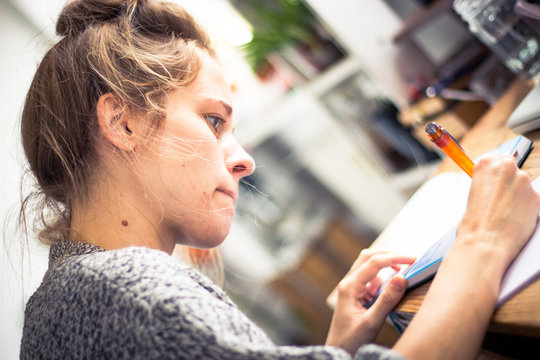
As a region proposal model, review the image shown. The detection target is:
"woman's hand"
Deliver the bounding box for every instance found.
[394,155,540,360]
[325,249,415,355]
[457,155,540,267]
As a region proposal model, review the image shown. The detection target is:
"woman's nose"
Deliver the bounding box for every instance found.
[225,139,255,179]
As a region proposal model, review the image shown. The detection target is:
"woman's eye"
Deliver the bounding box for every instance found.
[203,114,225,134]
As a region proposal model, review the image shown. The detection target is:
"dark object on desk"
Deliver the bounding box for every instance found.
[421,40,487,100]
[514,0,540,34]
[411,0,438,6]
[368,101,439,170]
[483,332,540,359]
[424,55,485,99]
[507,81,540,134]
[470,55,517,105]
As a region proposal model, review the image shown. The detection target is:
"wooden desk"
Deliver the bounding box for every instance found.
[372,77,540,347]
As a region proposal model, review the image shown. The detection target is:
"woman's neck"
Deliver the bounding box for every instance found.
[70,183,176,254]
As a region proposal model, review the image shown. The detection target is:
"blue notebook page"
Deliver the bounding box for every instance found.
[402,225,457,289]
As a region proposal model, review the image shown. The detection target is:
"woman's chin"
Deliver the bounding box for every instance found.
[199,223,232,249]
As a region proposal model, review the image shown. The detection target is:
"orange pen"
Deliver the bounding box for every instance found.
[425,122,474,177]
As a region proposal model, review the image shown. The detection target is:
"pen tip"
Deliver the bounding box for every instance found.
[425,122,440,135]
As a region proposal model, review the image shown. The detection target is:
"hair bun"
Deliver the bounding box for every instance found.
[56,0,132,37]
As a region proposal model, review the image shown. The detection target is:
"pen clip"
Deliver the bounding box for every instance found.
[443,128,465,152]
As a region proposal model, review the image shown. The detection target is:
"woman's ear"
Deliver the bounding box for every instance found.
[96,93,139,151]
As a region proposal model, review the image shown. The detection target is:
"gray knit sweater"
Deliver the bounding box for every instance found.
[20,241,405,360]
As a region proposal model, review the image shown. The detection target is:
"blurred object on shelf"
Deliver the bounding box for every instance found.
[400,96,451,127]
[470,55,518,105]
[255,53,303,91]
[399,33,493,149]
[404,40,488,104]
[399,93,488,151]
[392,0,471,70]
[453,0,540,80]
[515,0,540,33]
[423,41,487,98]
[235,134,354,266]
[367,101,440,170]
[320,70,439,173]
[405,73,429,104]
[393,0,455,44]
[435,40,487,79]
[384,0,423,20]
[430,88,484,101]
[234,0,345,81]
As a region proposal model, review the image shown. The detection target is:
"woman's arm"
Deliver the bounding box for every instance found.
[394,156,540,359]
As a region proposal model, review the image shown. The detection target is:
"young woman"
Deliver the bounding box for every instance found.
[19,0,540,359]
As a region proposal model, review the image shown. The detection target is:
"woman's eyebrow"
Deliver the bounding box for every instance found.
[204,98,233,117]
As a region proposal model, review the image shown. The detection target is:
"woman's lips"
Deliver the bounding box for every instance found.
[217,188,237,202]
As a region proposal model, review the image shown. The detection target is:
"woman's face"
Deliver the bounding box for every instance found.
[138,51,254,249]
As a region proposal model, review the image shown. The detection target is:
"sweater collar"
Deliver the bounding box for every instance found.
[49,240,104,268]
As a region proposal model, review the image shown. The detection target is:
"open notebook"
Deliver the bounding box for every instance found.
[400,135,535,301]
[388,169,540,332]
[346,136,536,315]
[402,175,540,307]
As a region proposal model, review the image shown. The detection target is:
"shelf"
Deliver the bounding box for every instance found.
[393,0,454,44]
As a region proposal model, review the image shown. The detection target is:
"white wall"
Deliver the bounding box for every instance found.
[0,2,53,358]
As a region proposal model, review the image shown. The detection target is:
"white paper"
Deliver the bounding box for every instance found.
[373,171,540,307]
[497,178,540,306]
[371,172,471,283]
[377,173,540,306]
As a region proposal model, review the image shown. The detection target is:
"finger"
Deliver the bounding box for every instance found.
[362,293,375,306]
[391,264,402,272]
[348,249,390,274]
[366,276,383,298]
[352,253,415,285]
[368,275,407,324]
[365,262,412,298]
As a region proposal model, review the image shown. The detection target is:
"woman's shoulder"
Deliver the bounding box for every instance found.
[23,244,237,345]
[49,244,225,300]
[64,245,191,278]
[21,243,270,359]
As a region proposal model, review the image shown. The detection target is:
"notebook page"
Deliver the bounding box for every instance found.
[498,177,540,306]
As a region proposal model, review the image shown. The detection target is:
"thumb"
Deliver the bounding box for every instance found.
[369,275,407,321]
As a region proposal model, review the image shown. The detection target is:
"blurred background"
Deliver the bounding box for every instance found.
[1,0,527,357]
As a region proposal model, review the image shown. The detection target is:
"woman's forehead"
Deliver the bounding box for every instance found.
[186,53,233,107]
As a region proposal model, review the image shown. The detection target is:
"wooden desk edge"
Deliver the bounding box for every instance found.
[394,279,540,338]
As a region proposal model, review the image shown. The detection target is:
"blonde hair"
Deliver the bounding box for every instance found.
[20,0,219,273]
